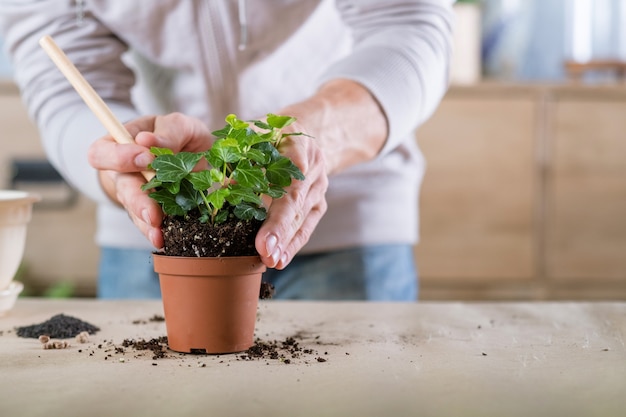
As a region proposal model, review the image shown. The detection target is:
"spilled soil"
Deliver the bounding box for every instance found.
[14,313,333,366]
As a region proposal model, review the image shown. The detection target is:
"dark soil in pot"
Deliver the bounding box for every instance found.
[161,209,262,257]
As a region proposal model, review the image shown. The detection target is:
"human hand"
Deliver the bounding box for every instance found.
[254,117,329,269]
[87,113,214,249]
[254,79,387,269]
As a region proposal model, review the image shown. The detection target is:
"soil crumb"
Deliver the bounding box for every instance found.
[16,314,99,339]
[132,315,165,325]
[259,282,275,299]
[240,335,326,364]
[122,337,169,360]
[104,334,328,365]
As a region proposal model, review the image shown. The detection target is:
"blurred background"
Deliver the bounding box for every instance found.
[1,0,625,300]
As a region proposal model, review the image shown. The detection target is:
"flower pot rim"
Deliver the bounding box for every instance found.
[0,190,41,206]
[152,253,266,276]
[152,253,262,260]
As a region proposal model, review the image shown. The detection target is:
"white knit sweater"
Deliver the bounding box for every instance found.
[0,0,453,252]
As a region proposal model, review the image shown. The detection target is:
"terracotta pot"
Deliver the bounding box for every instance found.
[153,254,265,354]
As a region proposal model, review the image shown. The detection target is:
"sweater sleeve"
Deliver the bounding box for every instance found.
[322,0,454,154]
[0,0,140,204]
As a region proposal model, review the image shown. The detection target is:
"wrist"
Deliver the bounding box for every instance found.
[281,79,388,175]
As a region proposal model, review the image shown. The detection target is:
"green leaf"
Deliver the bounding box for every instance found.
[188,170,214,191]
[232,159,268,190]
[149,189,187,216]
[207,188,230,212]
[266,157,304,186]
[151,152,203,182]
[174,181,202,212]
[240,129,268,148]
[150,147,174,156]
[266,185,287,199]
[253,142,281,161]
[227,184,263,207]
[244,148,270,164]
[214,210,229,224]
[282,131,313,139]
[164,181,180,195]
[210,168,225,183]
[141,177,162,191]
[234,202,267,221]
[211,126,231,138]
[175,193,197,212]
[229,126,251,144]
[208,138,242,167]
[225,113,249,130]
[252,120,271,130]
[198,204,210,217]
[267,114,296,129]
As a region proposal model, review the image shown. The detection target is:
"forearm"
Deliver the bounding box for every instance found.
[323,0,454,152]
[280,79,387,175]
[42,104,138,206]
[0,1,138,205]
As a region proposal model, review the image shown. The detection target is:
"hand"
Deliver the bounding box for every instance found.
[87,113,214,248]
[254,79,387,269]
[255,118,329,269]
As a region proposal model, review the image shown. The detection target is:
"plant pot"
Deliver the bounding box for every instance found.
[152,254,265,354]
[0,190,40,291]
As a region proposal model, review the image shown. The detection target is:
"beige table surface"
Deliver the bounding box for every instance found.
[0,299,625,417]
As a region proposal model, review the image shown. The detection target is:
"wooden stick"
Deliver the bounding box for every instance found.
[39,35,154,181]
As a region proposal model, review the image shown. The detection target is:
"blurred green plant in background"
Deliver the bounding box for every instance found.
[15,262,76,298]
[42,281,76,298]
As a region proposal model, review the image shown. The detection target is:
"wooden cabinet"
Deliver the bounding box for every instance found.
[415,84,626,300]
[416,88,537,281]
[547,91,626,285]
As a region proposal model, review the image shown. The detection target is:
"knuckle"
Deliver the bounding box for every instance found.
[317,199,328,216]
[318,174,329,191]
[286,183,307,206]
[288,226,313,255]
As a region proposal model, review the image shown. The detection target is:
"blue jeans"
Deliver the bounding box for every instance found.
[98,245,418,301]
[98,248,161,299]
[263,245,418,301]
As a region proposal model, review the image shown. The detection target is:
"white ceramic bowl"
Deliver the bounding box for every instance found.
[0,190,40,291]
[0,281,24,316]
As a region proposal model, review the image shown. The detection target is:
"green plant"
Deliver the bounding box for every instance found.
[43,281,76,298]
[142,113,306,225]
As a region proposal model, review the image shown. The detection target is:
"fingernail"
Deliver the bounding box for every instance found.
[271,248,281,266]
[266,234,277,255]
[135,152,153,168]
[142,209,151,225]
[148,228,159,247]
[280,253,289,267]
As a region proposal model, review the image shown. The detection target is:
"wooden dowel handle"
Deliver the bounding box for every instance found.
[39,35,154,181]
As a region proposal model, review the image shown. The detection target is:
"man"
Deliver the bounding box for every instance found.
[0,0,454,300]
